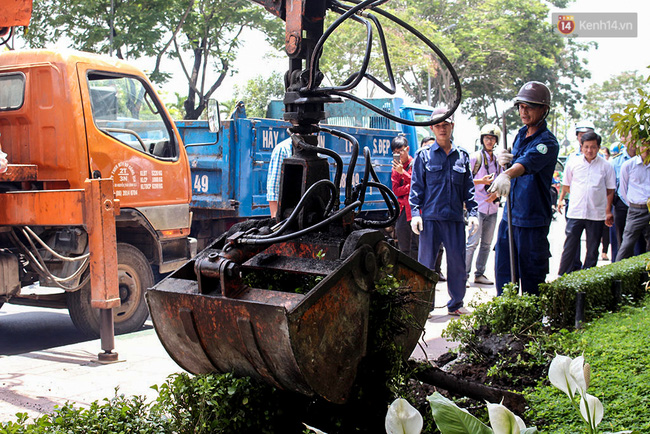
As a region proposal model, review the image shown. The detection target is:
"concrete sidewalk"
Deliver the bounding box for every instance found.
[0,324,180,422]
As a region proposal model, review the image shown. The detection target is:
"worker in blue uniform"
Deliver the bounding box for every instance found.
[409,107,479,315]
[488,81,559,295]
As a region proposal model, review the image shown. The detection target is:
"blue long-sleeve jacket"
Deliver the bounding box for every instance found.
[409,141,477,222]
[506,120,559,227]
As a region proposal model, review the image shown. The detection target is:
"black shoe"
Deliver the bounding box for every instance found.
[437,272,446,282]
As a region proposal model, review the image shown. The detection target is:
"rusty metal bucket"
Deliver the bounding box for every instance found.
[146,229,435,404]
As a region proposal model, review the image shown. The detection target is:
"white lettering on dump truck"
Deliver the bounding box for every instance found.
[111,162,139,197]
[372,138,391,156]
[262,130,280,149]
[193,174,209,193]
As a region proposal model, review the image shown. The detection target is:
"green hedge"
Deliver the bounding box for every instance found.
[539,252,650,329]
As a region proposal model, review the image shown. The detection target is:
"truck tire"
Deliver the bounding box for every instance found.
[67,243,153,338]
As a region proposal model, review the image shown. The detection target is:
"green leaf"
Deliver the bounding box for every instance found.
[427,392,493,434]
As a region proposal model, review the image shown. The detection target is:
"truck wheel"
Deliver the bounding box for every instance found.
[67,243,153,338]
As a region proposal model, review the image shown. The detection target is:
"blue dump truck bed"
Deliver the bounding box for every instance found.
[175,98,433,244]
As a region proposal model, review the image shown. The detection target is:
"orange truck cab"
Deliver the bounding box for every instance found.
[0,50,195,336]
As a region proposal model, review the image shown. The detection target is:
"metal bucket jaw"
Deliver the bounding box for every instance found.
[146,229,435,403]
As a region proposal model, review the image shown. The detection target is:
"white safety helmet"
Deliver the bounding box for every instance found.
[480,124,502,144]
[575,120,595,134]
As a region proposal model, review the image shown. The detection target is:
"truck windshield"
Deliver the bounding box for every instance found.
[88,73,177,160]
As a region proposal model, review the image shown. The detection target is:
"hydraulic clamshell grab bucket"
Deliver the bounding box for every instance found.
[146,229,435,404]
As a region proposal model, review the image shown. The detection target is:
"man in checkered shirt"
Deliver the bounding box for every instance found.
[266,138,292,218]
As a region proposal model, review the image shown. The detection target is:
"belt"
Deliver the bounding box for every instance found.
[629,203,648,209]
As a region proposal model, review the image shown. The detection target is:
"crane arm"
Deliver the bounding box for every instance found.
[0,0,32,39]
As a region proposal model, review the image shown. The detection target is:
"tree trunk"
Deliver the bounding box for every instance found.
[408,360,527,414]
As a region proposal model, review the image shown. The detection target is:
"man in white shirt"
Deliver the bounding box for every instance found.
[614,145,650,261]
[557,132,616,275]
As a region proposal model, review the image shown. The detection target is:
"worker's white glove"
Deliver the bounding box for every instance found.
[467,216,479,236]
[410,216,423,235]
[488,173,512,197]
[0,151,7,174]
[496,149,514,168]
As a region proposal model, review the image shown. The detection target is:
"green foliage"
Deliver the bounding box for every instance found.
[231,72,285,118]
[526,299,650,433]
[160,91,188,120]
[0,392,168,433]
[582,70,649,145]
[610,67,650,162]
[24,0,284,119]
[443,286,543,348]
[428,392,492,434]
[317,0,592,128]
[0,374,289,434]
[240,267,324,294]
[539,253,650,329]
[150,372,281,433]
[441,286,551,387]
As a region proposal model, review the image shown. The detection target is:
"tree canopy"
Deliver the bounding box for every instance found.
[225,72,285,119]
[316,0,592,131]
[21,0,594,128]
[582,70,649,145]
[24,0,283,119]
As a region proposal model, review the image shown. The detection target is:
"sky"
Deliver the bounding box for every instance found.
[548,0,649,85]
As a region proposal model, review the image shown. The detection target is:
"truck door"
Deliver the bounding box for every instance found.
[76,65,192,220]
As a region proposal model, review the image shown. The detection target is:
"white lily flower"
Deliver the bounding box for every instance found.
[569,356,588,394]
[549,354,591,399]
[549,355,578,399]
[583,362,591,389]
[385,398,423,434]
[514,415,527,431]
[487,402,525,434]
[303,423,328,434]
[580,393,604,429]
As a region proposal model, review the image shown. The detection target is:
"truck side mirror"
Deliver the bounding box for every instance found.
[208,99,221,134]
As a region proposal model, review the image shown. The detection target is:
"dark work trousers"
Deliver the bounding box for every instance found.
[394,209,419,260]
[558,218,604,276]
[600,221,610,257]
[434,245,444,276]
[613,196,629,249]
[418,220,466,312]
[564,199,582,271]
[612,197,646,261]
[615,205,650,261]
[495,221,550,296]
[609,223,618,259]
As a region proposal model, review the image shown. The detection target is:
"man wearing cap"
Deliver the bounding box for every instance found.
[575,120,595,145]
[409,107,479,315]
[488,81,559,295]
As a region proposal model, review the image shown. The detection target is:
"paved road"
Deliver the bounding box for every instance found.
[1,210,613,422]
[0,304,94,356]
